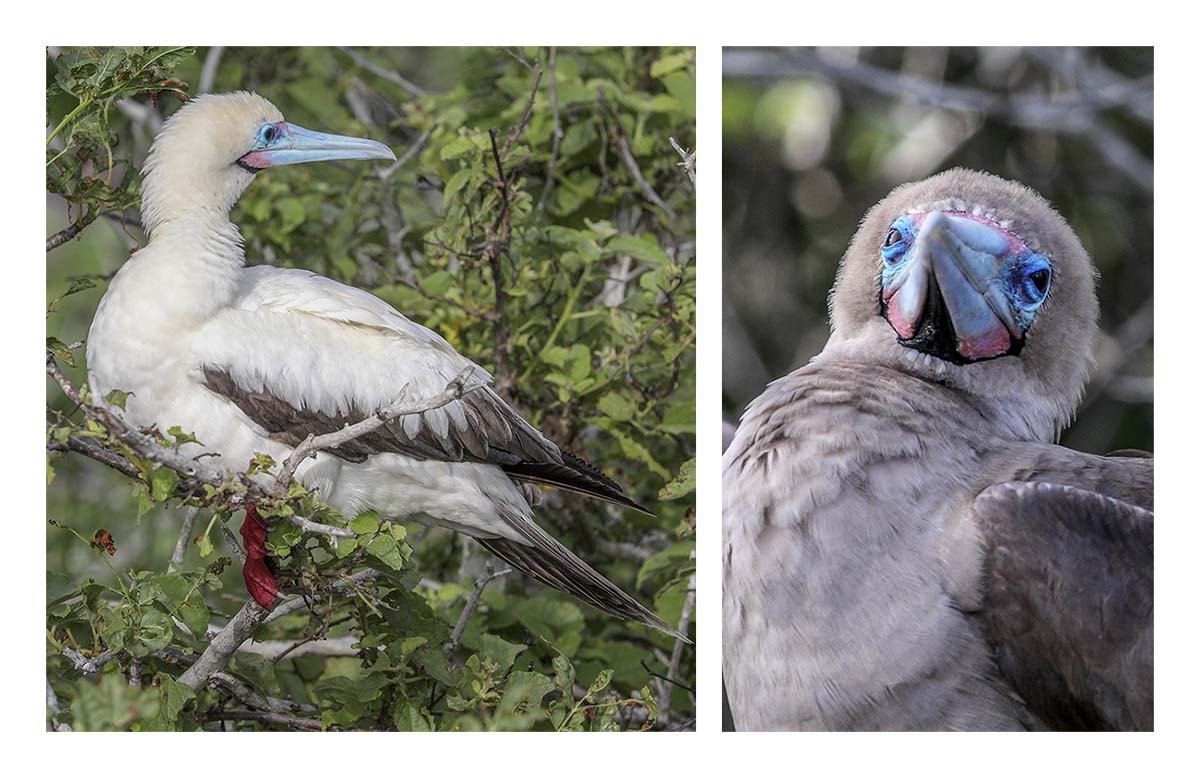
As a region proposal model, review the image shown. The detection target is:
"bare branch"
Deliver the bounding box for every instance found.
[669,137,696,186]
[178,600,271,691]
[274,366,485,487]
[199,709,322,731]
[337,47,426,96]
[61,647,120,677]
[446,564,511,654]
[263,569,379,623]
[169,506,201,572]
[47,213,98,252]
[536,47,562,212]
[723,47,1152,193]
[657,569,696,722]
[210,671,315,714]
[598,88,676,219]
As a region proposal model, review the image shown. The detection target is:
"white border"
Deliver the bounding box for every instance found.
[5,2,1195,774]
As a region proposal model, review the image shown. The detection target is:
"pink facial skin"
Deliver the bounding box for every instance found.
[886,210,1036,361]
[958,327,1013,360]
[238,150,273,169]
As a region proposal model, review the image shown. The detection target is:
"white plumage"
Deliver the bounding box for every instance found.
[86,92,675,636]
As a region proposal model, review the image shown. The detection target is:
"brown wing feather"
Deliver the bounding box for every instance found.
[202,367,649,512]
[974,453,1153,731]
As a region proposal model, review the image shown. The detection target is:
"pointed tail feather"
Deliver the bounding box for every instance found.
[475,529,690,643]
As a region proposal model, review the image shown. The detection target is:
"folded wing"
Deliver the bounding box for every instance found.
[972,451,1153,730]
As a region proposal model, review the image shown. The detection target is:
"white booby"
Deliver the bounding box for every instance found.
[723,169,1152,730]
[86,92,677,638]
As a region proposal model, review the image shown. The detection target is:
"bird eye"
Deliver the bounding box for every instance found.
[1016,258,1052,307]
[881,220,911,265]
[1028,268,1050,295]
[258,124,280,145]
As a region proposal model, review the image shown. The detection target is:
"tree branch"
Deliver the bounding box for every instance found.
[274,365,486,488]
[169,506,201,572]
[198,709,322,731]
[446,564,511,654]
[535,47,562,212]
[337,47,426,96]
[178,599,270,691]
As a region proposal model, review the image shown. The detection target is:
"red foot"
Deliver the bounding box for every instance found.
[240,505,279,609]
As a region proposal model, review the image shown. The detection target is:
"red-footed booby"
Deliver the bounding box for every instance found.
[86,92,681,639]
[723,169,1152,730]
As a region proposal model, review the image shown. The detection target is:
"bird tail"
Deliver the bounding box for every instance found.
[475,524,691,643]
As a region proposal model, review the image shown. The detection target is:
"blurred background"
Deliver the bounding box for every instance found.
[723,46,1153,454]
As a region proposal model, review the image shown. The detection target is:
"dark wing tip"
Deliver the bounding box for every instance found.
[476,532,685,640]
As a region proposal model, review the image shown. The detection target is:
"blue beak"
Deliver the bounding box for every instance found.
[241,123,396,169]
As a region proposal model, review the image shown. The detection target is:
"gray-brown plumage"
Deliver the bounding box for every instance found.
[723,169,1152,731]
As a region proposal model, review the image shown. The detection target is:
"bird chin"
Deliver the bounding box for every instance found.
[883,285,1024,366]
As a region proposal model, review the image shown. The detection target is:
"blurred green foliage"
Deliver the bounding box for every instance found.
[47,46,695,731]
[722,46,1152,454]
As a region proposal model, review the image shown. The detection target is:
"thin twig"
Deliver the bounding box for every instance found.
[446,564,512,654]
[198,709,322,731]
[210,671,316,714]
[221,526,246,564]
[61,647,120,676]
[658,571,696,719]
[536,47,562,212]
[169,506,201,572]
[337,47,426,96]
[274,366,485,488]
[47,214,98,252]
[669,137,696,186]
[598,88,676,219]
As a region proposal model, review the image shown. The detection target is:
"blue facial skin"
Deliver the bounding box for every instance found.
[879,215,917,291]
[251,123,284,150]
[879,213,1052,335]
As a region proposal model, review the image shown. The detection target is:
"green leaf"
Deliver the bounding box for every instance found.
[597,392,636,422]
[443,168,474,203]
[585,668,614,701]
[365,533,407,571]
[105,389,131,410]
[148,467,178,503]
[606,234,670,266]
[350,511,381,534]
[477,634,526,673]
[440,135,477,161]
[46,337,76,367]
[658,458,695,501]
[650,53,692,78]
[154,674,195,730]
[636,540,695,591]
[137,608,173,652]
[499,671,557,716]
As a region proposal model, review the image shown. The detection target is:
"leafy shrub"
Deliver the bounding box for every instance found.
[46,46,695,731]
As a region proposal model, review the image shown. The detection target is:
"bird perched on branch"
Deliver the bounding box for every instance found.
[86,91,682,640]
[723,169,1152,730]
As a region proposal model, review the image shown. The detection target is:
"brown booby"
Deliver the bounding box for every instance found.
[723,168,1152,730]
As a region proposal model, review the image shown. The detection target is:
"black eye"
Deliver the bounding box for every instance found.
[1028,268,1050,295]
[884,228,903,247]
[263,126,278,142]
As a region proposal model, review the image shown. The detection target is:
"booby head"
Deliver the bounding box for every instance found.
[879,208,1052,364]
[826,169,1100,439]
[140,91,395,233]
